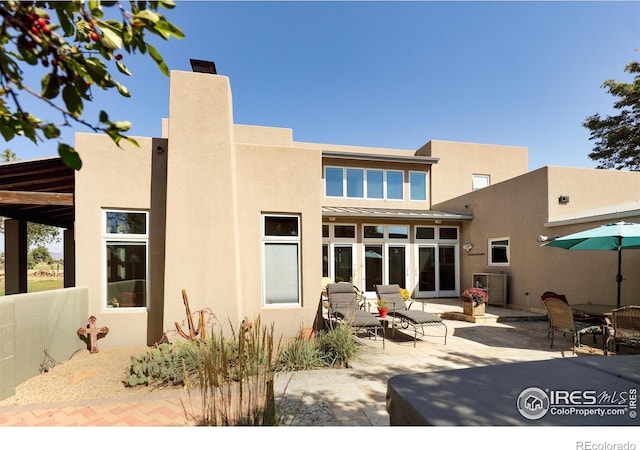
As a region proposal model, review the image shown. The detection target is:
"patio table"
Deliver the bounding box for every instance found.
[386,355,640,426]
[571,303,614,317]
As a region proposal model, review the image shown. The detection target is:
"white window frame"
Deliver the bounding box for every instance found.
[385,170,404,201]
[473,174,490,191]
[324,165,407,200]
[325,166,345,198]
[322,223,357,284]
[409,171,428,201]
[262,214,302,307]
[362,224,410,295]
[102,209,149,310]
[489,237,510,266]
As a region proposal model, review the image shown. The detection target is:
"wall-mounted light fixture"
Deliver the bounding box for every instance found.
[537,235,560,243]
[463,243,473,252]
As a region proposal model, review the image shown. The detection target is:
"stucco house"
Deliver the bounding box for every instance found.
[3,67,640,348]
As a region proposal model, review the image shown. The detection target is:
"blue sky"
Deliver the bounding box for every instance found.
[10,0,640,173]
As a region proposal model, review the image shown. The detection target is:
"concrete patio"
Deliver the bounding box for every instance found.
[275,298,619,426]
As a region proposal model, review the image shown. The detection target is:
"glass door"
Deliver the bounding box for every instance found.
[387,245,407,289]
[438,245,458,297]
[334,245,354,283]
[416,245,436,297]
[415,244,458,297]
[364,244,383,292]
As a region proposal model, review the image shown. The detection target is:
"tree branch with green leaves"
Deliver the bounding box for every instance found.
[0,0,184,170]
[583,61,640,171]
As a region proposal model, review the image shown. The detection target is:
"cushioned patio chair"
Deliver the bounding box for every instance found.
[374,284,447,347]
[605,305,640,355]
[326,282,385,348]
[542,297,604,354]
[540,291,603,342]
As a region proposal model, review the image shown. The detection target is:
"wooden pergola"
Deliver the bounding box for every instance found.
[0,157,75,294]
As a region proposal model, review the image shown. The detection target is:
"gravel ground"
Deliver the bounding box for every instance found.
[0,346,184,406]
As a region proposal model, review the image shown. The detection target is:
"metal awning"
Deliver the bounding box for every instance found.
[322,206,473,221]
[322,151,439,165]
[0,157,74,229]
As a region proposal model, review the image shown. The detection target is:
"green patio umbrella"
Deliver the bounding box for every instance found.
[542,221,640,308]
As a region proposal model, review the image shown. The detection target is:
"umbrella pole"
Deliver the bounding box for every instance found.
[617,247,622,309]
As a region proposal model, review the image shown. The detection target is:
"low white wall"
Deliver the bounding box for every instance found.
[0,287,89,401]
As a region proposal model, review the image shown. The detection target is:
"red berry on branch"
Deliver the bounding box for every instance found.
[42,25,50,34]
[31,25,39,34]
[90,32,99,42]
[37,18,47,27]
[115,54,123,61]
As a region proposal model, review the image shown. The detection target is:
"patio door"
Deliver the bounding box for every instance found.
[333,244,354,283]
[415,244,458,297]
[363,244,408,294]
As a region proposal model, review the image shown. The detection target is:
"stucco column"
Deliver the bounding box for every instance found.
[5,219,27,294]
[63,228,75,288]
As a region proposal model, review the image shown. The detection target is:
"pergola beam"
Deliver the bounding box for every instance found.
[0,190,73,206]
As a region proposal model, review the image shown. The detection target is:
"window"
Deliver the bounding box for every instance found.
[366,170,384,199]
[473,174,490,191]
[104,210,148,309]
[439,227,458,240]
[323,223,356,283]
[325,167,343,197]
[323,166,412,200]
[409,172,427,201]
[346,168,364,198]
[416,227,435,240]
[263,214,301,306]
[489,238,510,265]
[386,171,404,200]
[334,225,356,238]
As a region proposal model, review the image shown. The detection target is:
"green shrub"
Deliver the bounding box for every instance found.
[279,336,327,371]
[317,323,361,368]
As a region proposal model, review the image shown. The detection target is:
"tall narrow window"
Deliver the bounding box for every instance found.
[387,171,404,200]
[325,167,343,197]
[366,169,384,199]
[409,172,427,201]
[346,168,364,198]
[263,215,301,306]
[104,210,148,308]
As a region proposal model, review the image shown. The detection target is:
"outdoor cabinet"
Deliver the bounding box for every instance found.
[472,273,507,307]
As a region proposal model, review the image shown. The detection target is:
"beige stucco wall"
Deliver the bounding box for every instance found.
[435,166,640,312]
[419,140,528,204]
[74,133,152,347]
[546,166,640,222]
[235,143,323,334]
[162,71,322,339]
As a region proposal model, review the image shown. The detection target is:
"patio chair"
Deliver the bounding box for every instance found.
[374,284,447,347]
[605,305,640,355]
[540,291,603,341]
[542,297,604,354]
[326,282,385,349]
